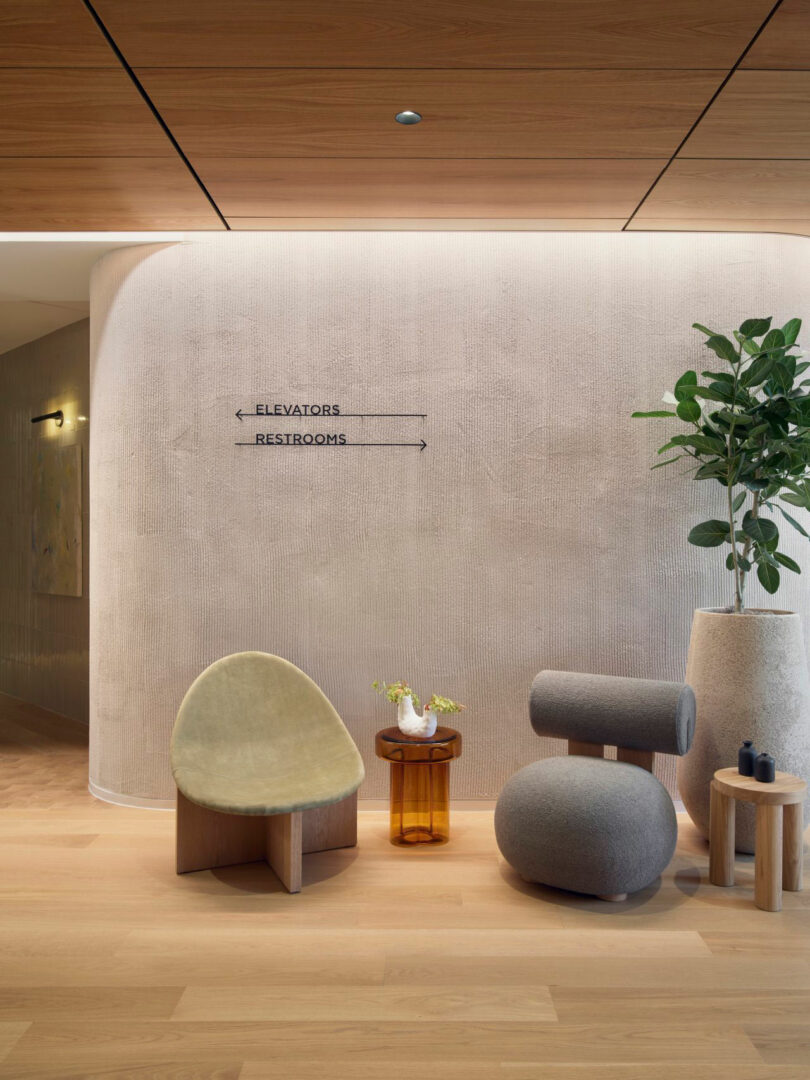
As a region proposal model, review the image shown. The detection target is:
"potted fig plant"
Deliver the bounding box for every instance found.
[633,317,810,850]
[373,679,464,738]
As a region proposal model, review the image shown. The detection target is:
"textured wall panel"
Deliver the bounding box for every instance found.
[0,318,90,722]
[88,233,810,803]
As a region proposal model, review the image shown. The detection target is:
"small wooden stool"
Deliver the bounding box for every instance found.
[709,767,806,911]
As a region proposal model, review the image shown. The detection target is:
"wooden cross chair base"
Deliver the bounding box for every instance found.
[709,767,806,912]
[175,790,358,893]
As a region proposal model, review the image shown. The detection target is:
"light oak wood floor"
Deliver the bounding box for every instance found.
[1,693,809,1079]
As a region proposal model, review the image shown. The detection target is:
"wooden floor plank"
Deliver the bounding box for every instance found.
[1,1021,761,1068]
[172,984,556,1022]
[0,988,183,1021]
[239,1066,810,1080]
[745,1024,810,1066]
[551,987,810,1023]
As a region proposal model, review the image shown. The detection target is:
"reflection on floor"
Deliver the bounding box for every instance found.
[0,693,809,1079]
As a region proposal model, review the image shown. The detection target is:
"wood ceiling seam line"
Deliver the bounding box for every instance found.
[621,0,787,230]
[79,0,230,229]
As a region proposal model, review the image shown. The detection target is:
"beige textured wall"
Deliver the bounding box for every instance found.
[0,318,89,721]
[89,233,810,805]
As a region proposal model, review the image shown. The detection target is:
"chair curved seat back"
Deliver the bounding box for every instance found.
[171,652,365,816]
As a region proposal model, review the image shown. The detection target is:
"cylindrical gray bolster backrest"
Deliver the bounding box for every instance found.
[529,670,696,756]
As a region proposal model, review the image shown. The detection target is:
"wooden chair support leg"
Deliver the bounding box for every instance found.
[176,789,359,894]
[709,780,735,887]
[783,802,804,893]
[266,812,303,894]
[176,790,265,874]
[302,791,358,853]
[616,747,655,773]
[568,739,603,758]
[755,803,783,912]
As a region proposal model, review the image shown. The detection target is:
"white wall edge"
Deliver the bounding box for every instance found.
[88,779,175,810]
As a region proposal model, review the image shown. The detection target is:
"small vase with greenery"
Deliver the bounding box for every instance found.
[373,679,465,738]
[633,316,809,612]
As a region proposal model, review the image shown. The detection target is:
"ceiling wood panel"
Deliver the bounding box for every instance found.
[626,218,810,236]
[0,2,112,66]
[228,218,627,231]
[0,70,176,157]
[137,69,724,159]
[196,159,664,219]
[741,0,810,68]
[0,159,224,230]
[680,71,810,157]
[93,0,776,69]
[633,160,810,221]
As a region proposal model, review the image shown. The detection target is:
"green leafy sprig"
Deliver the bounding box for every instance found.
[372,680,420,709]
[372,682,465,714]
[425,694,466,715]
[633,317,810,611]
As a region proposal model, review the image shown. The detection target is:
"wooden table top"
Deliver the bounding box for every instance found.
[713,766,807,805]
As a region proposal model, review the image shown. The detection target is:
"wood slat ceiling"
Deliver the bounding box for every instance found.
[0,0,808,234]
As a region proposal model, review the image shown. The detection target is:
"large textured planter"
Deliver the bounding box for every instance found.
[678,608,810,853]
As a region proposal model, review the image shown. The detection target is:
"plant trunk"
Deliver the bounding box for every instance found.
[726,482,744,613]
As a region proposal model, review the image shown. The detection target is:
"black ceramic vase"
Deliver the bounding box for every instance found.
[754,752,776,783]
[738,740,757,776]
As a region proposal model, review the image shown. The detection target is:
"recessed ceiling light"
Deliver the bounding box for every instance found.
[395,110,422,125]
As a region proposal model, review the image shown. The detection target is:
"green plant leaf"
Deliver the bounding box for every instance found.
[778,506,810,538]
[783,317,801,346]
[741,353,776,387]
[742,512,778,544]
[732,490,747,512]
[695,461,728,480]
[632,410,677,418]
[771,362,795,394]
[677,399,701,422]
[717,410,755,425]
[685,434,727,454]
[702,371,734,383]
[705,335,738,363]
[688,520,731,547]
[693,323,719,337]
[775,552,801,573]
[651,456,684,469]
[674,371,698,402]
[740,318,772,338]
[726,551,753,572]
[695,385,734,403]
[757,560,780,593]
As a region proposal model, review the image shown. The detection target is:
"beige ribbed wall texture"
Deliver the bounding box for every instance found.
[0,318,89,722]
[89,233,810,805]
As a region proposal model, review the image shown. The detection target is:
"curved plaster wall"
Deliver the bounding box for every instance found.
[89,232,810,805]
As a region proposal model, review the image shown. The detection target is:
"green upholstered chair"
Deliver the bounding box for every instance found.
[170,652,365,892]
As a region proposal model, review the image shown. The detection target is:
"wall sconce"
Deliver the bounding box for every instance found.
[31,410,64,428]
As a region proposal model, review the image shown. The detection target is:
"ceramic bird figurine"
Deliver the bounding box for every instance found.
[397,694,438,738]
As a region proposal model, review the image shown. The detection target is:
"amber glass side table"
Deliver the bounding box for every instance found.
[375,726,462,845]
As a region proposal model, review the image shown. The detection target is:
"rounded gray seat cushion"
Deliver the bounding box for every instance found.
[494,757,677,897]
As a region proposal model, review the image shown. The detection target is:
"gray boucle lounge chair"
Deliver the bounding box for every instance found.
[495,670,696,901]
